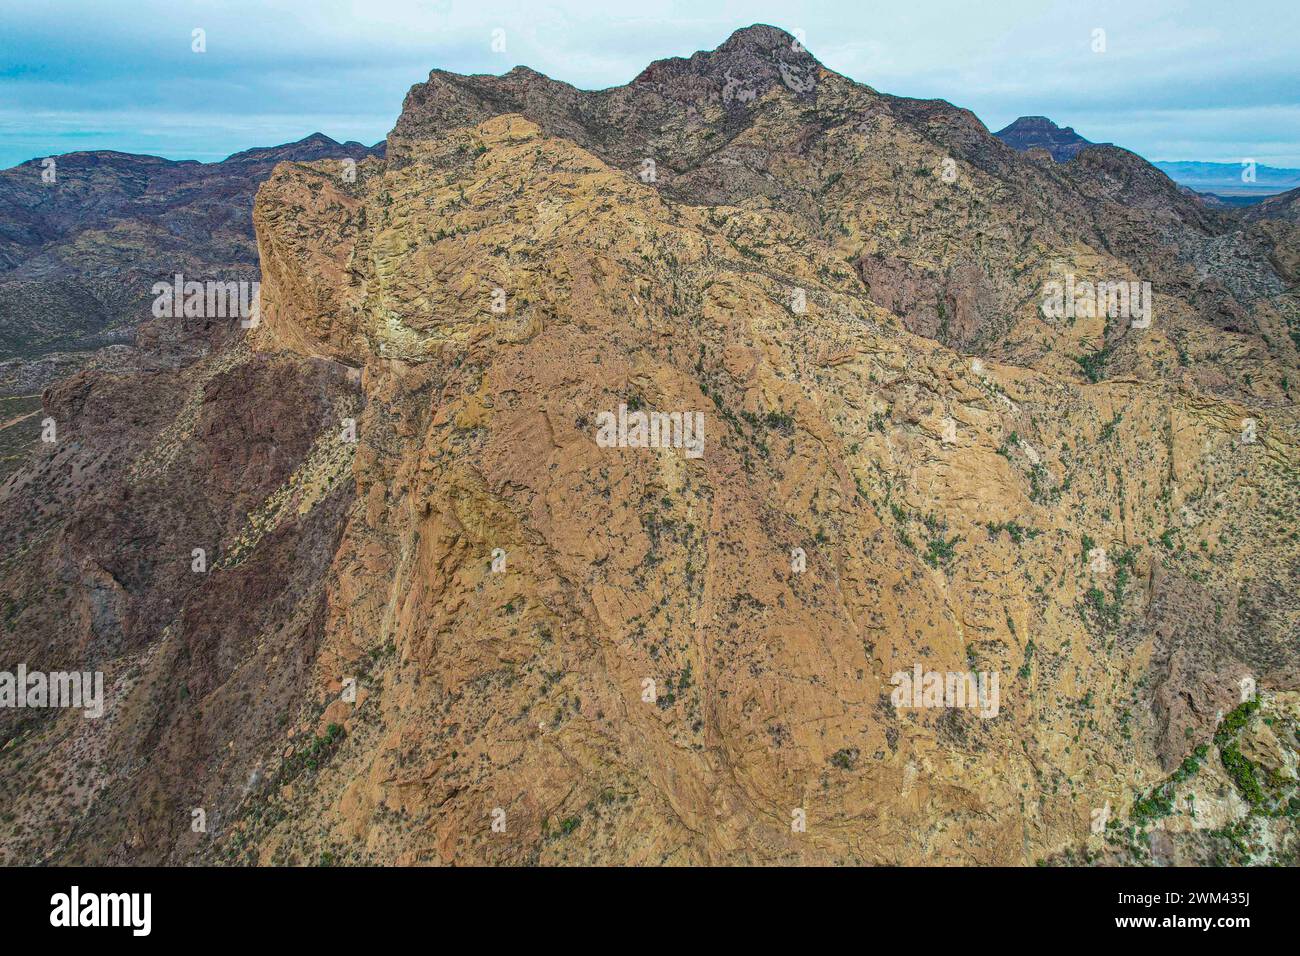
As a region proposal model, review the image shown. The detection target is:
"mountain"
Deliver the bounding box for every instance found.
[993,116,1102,161]
[1153,160,1300,199]
[1248,184,1300,222]
[993,119,1300,202]
[0,133,383,397]
[1243,185,1300,282]
[0,25,1297,866]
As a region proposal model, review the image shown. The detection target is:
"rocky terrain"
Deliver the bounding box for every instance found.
[995,119,1299,208]
[994,115,1103,162]
[0,133,381,480]
[0,133,381,393]
[0,25,1296,866]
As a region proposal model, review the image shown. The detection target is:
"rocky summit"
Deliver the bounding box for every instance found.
[0,24,1297,866]
[994,115,1102,162]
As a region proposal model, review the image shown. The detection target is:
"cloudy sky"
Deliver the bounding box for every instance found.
[2,0,1298,169]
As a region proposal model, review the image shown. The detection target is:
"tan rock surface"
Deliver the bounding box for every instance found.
[1,25,1296,866]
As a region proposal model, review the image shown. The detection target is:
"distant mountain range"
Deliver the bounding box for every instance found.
[0,132,381,394]
[1150,160,1300,199]
[994,116,1300,202]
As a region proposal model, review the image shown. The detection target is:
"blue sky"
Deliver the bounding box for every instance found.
[2,0,1298,169]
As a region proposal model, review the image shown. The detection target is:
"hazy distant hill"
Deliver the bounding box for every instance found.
[1152,160,1300,198]
[993,116,1300,202]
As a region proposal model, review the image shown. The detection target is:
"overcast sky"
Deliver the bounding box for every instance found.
[2,0,1298,169]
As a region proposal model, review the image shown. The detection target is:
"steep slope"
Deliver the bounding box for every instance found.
[1248,185,1300,223]
[236,111,1299,864]
[1242,186,1300,289]
[0,26,1296,866]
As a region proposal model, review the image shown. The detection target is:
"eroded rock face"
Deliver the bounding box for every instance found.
[1,25,1297,866]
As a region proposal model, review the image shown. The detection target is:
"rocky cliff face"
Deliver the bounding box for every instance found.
[0,134,382,484]
[1,25,1297,866]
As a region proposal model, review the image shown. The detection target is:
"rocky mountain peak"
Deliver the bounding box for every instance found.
[994,114,1101,162]
[630,22,822,94]
[1003,115,1068,132]
[716,22,802,54]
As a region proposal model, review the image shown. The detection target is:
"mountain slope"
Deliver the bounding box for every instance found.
[389,30,1295,395]
[0,25,1297,866]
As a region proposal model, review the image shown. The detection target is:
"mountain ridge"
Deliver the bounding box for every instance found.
[0,24,1296,866]
[993,115,1300,202]
[0,132,383,396]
